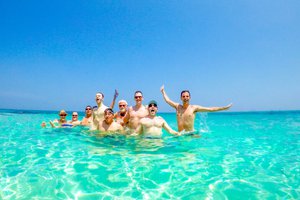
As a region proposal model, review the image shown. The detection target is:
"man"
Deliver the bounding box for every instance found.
[81,105,93,126]
[135,100,179,138]
[70,112,81,126]
[123,91,149,132]
[91,90,118,130]
[160,85,232,132]
[98,108,124,133]
[114,100,128,126]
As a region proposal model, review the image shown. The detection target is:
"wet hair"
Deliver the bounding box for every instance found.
[96,92,104,98]
[104,108,114,114]
[134,91,143,97]
[181,90,191,97]
[85,105,92,109]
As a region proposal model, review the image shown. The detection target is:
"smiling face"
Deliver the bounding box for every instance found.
[95,93,104,104]
[104,109,114,124]
[118,102,127,113]
[85,106,92,116]
[181,91,190,104]
[134,92,143,105]
[72,112,78,121]
[148,103,158,116]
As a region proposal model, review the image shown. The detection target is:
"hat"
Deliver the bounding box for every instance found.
[59,110,67,115]
[148,100,158,106]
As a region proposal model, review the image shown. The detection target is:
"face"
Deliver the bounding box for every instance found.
[118,103,127,112]
[72,112,78,121]
[181,92,190,103]
[95,93,104,104]
[104,110,114,124]
[134,92,143,104]
[59,113,67,119]
[148,103,158,116]
[85,106,92,114]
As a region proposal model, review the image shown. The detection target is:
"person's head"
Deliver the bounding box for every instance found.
[95,92,104,104]
[72,112,78,121]
[180,90,191,103]
[104,108,114,124]
[148,100,158,116]
[59,110,68,118]
[118,100,128,113]
[85,105,92,116]
[134,91,143,105]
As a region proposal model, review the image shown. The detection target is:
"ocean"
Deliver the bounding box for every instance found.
[0,109,299,199]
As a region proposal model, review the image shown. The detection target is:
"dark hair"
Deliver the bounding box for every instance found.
[104,108,114,114]
[86,105,92,108]
[181,90,190,97]
[134,91,143,96]
[96,92,104,98]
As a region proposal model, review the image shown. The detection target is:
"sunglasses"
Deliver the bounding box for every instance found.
[119,104,126,107]
[148,104,157,108]
[72,115,78,117]
[60,114,67,116]
[85,108,92,110]
[135,96,142,99]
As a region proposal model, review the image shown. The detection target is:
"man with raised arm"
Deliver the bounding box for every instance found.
[123,91,149,132]
[135,100,179,138]
[160,85,232,132]
[91,90,118,130]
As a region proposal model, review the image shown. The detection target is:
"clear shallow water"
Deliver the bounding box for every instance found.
[0,109,299,199]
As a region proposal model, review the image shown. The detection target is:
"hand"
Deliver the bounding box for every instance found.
[160,85,165,93]
[114,89,119,98]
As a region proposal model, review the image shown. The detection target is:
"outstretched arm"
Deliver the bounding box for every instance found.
[110,89,119,109]
[162,120,180,136]
[160,85,178,109]
[194,103,232,112]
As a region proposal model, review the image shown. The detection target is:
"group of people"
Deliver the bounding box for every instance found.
[42,85,232,138]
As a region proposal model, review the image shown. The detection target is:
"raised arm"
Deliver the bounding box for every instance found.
[162,119,180,135]
[194,103,232,112]
[160,85,178,109]
[110,89,119,109]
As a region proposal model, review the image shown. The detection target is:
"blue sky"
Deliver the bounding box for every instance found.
[1,0,299,112]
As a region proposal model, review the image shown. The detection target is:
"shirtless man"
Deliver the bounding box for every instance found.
[135,100,179,138]
[123,91,149,132]
[98,108,124,133]
[114,100,128,126]
[70,112,81,126]
[91,90,118,130]
[81,105,93,126]
[160,85,232,132]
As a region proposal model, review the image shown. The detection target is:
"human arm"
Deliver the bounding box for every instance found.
[194,103,233,112]
[110,89,119,109]
[160,85,178,109]
[162,119,180,136]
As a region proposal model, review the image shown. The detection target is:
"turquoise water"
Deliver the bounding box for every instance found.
[0,109,299,199]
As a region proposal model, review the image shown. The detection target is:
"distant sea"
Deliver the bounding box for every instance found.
[0,109,299,199]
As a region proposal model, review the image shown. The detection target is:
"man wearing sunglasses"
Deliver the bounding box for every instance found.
[81,105,93,126]
[114,100,128,126]
[134,100,179,137]
[123,91,149,132]
[160,85,232,133]
[70,112,81,126]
